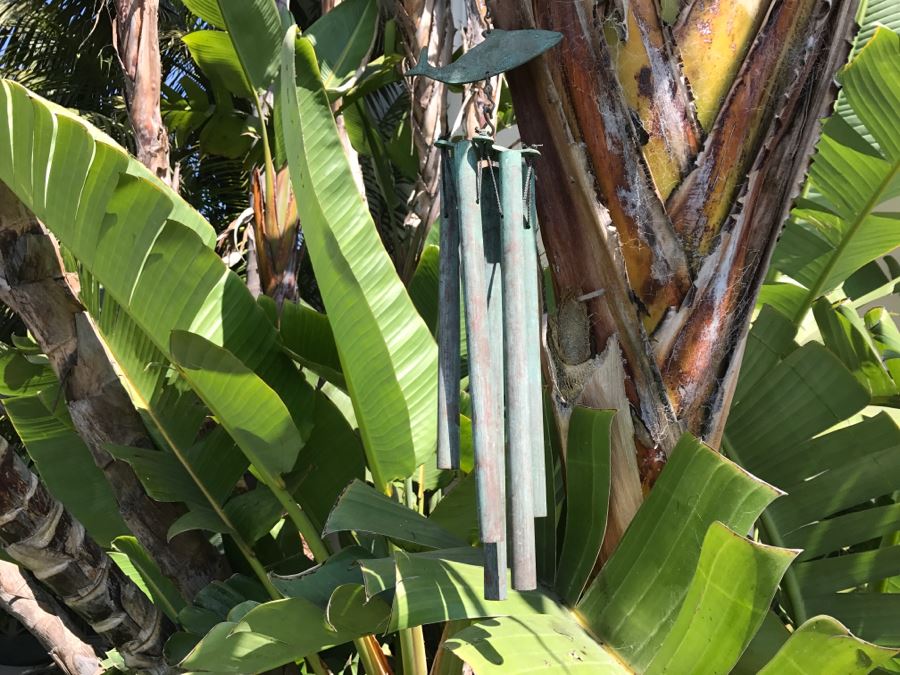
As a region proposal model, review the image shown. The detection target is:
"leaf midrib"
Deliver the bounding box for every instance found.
[793,156,900,325]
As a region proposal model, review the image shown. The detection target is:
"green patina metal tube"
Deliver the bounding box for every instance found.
[479,138,508,600]
[523,157,547,518]
[454,139,506,556]
[500,149,537,591]
[436,142,461,470]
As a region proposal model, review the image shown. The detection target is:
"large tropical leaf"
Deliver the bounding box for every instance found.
[279,28,438,487]
[3,391,127,547]
[758,616,897,674]
[725,305,900,644]
[770,28,900,322]
[0,79,314,435]
[305,0,377,93]
[576,434,782,671]
[324,479,465,551]
[182,0,281,92]
[555,406,613,605]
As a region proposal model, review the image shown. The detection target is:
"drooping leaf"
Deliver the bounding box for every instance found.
[555,407,614,606]
[305,0,378,92]
[359,548,564,631]
[4,394,127,546]
[727,305,900,644]
[170,331,303,481]
[112,535,187,622]
[757,616,898,674]
[445,615,629,674]
[279,29,438,486]
[324,479,465,551]
[645,523,797,674]
[576,434,782,671]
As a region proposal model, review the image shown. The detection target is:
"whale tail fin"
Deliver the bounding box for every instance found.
[405,47,431,78]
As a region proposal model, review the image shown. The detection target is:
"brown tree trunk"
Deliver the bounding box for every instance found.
[489,0,857,554]
[395,0,454,278]
[0,184,227,600]
[0,439,168,673]
[113,0,171,184]
[0,561,101,675]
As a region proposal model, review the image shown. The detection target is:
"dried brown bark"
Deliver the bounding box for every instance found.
[0,185,227,601]
[113,0,171,183]
[395,0,454,278]
[0,440,167,673]
[489,0,857,548]
[0,561,101,675]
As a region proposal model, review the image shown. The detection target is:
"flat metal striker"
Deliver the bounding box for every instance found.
[406,29,563,84]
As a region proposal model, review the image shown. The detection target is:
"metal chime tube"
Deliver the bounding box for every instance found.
[436,142,461,470]
[479,139,507,600]
[523,158,547,518]
[499,150,537,590]
[455,141,506,574]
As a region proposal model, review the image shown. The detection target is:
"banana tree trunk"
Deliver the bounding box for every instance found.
[488,0,857,554]
[395,0,454,278]
[0,438,167,672]
[113,0,172,184]
[0,185,227,600]
[0,561,101,675]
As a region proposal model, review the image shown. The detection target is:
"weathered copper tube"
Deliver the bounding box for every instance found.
[523,158,547,518]
[455,139,506,549]
[500,149,537,591]
[437,142,461,470]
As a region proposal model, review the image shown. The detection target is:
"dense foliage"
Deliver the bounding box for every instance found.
[0,0,896,673]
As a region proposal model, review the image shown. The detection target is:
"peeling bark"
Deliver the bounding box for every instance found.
[395,0,454,278]
[489,0,857,548]
[675,0,769,130]
[0,561,101,675]
[0,185,227,601]
[667,0,835,259]
[539,1,692,329]
[661,0,858,434]
[609,0,701,197]
[0,440,168,673]
[113,0,171,184]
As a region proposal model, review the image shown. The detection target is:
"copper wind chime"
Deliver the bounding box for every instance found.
[409,28,562,600]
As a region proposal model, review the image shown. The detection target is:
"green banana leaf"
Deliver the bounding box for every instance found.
[182,30,253,99]
[644,523,796,674]
[305,0,378,93]
[576,434,782,671]
[279,300,345,389]
[279,28,438,487]
[725,305,900,644]
[0,79,314,435]
[814,298,899,404]
[757,616,897,674]
[555,407,614,606]
[182,0,281,92]
[445,615,629,674]
[111,535,187,623]
[324,479,465,550]
[170,331,304,481]
[770,28,900,322]
[357,547,564,632]
[178,550,389,671]
[4,392,127,546]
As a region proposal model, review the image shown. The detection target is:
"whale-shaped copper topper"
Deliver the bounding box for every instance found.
[406,29,563,84]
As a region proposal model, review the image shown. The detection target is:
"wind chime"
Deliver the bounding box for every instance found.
[409,28,563,600]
